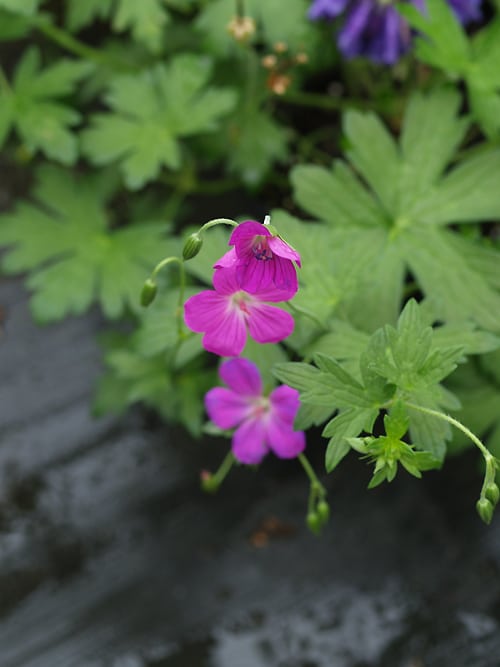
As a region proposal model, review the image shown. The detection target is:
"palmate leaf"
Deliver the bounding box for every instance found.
[65,0,170,52]
[400,1,500,137]
[81,55,237,189]
[0,47,92,163]
[0,166,173,321]
[226,110,289,185]
[291,86,500,334]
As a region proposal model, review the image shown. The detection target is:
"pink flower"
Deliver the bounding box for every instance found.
[184,267,294,357]
[205,358,306,464]
[215,220,301,299]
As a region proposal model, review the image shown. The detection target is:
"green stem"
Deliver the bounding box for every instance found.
[298,453,326,497]
[405,402,494,464]
[281,90,394,114]
[199,218,239,233]
[151,256,186,337]
[32,16,132,71]
[202,450,236,492]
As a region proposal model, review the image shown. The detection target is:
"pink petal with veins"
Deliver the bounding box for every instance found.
[204,387,251,429]
[219,357,262,396]
[247,302,294,344]
[232,416,269,464]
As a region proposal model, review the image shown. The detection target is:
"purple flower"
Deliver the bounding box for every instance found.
[184,267,294,357]
[308,0,481,65]
[448,0,482,22]
[214,220,301,299]
[205,358,306,464]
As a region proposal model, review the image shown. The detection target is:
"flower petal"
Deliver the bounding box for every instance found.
[205,387,251,429]
[247,303,294,344]
[269,385,301,425]
[202,309,247,357]
[268,236,301,267]
[184,291,228,332]
[229,221,270,256]
[232,416,269,464]
[266,417,306,459]
[212,265,241,294]
[219,357,262,396]
[213,248,238,270]
[237,255,298,299]
[184,289,247,356]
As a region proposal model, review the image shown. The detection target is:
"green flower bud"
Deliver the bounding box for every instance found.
[476,497,494,525]
[485,482,500,506]
[182,232,203,260]
[140,278,157,307]
[200,470,218,493]
[316,500,330,524]
[306,511,322,535]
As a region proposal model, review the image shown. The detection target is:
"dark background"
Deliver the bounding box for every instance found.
[1,275,500,667]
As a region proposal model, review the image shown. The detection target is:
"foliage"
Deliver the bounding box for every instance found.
[1,0,500,525]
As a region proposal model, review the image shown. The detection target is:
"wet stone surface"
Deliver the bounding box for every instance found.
[1,276,500,667]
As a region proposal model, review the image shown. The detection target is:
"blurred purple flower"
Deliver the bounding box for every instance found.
[184,267,294,357]
[205,358,305,464]
[214,220,301,300]
[308,0,482,64]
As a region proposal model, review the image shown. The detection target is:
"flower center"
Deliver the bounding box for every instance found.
[250,396,270,419]
[252,235,273,261]
[231,291,253,314]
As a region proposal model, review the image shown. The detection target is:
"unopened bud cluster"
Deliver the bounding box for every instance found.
[261,42,309,96]
[227,15,256,43]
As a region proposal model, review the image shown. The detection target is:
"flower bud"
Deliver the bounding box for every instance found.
[316,500,330,524]
[200,470,218,493]
[476,497,494,525]
[182,232,203,260]
[227,16,256,43]
[485,482,500,506]
[306,511,322,535]
[140,278,157,307]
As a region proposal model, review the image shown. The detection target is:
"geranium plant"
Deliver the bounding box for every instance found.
[0,0,499,531]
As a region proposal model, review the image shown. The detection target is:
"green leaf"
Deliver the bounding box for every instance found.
[0,0,41,15]
[227,110,289,186]
[272,362,323,393]
[0,47,92,163]
[65,0,113,31]
[82,56,237,188]
[0,166,173,321]
[294,403,335,431]
[343,109,400,213]
[324,407,378,473]
[413,150,500,224]
[398,0,469,73]
[398,88,468,213]
[384,402,409,441]
[112,0,170,53]
[402,227,500,333]
[0,9,30,39]
[134,288,199,358]
[291,162,386,227]
[468,86,500,138]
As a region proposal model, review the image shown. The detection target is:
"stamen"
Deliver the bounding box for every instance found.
[252,236,273,261]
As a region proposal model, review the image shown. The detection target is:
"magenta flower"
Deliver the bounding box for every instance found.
[184,266,294,357]
[205,358,306,464]
[214,220,301,299]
